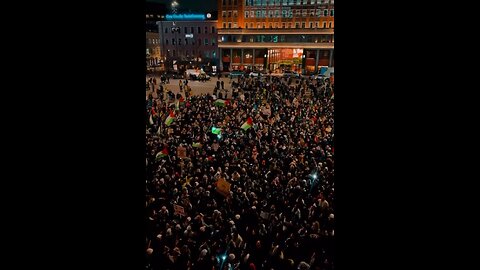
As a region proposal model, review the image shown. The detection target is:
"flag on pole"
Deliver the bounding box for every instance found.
[241,117,253,131]
[214,99,229,107]
[165,111,175,126]
[211,127,222,135]
[155,147,169,160]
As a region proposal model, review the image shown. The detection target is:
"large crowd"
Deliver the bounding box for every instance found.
[146,72,335,270]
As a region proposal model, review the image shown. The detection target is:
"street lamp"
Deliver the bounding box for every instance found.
[264,53,268,72]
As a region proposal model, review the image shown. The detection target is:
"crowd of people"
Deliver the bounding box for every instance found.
[145,72,335,270]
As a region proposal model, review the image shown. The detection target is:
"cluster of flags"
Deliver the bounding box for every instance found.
[214,99,229,107]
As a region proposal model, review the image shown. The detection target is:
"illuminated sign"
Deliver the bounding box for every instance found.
[165,14,206,20]
[185,34,193,38]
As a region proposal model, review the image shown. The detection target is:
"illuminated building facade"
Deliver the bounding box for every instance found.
[217,0,334,73]
[157,14,219,72]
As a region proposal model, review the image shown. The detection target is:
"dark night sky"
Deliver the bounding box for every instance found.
[147,0,217,13]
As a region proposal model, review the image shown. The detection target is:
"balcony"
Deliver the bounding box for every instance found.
[218,42,334,49]
[218,28,334,35]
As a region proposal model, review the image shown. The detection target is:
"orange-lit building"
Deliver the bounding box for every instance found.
[217,0,334,74]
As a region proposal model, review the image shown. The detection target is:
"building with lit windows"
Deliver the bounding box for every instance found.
[217,0,334,74]
[157,14,219,73]
[146,31,162,72]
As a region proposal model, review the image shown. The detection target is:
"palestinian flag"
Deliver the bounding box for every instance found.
[214,99,229,107]
[241,117,253,131]
[165,111,175,126]
[211,127,222,135]
[155,147,168,160]
[179,96,185,106]
[192,142,202,148]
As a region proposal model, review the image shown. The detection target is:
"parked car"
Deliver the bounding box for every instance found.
[282,70,301,78]
[229,70,244,79]
[249,71,261,77]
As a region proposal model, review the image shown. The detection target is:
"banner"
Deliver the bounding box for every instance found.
[174,204,185,216]
[216,178,231,197]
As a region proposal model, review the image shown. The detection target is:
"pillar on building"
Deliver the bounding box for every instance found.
[241,49,244,67]
[329,49,333,67]
[219,49,223,72]
[230,48,233,71]
[315,49,320,73]
[253,48,256,67]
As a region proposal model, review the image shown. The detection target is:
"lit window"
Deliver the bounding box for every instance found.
[222,11,226,17]
[316,9,321,17]
[233,22,238,28]
[245,11,249,18]
[205,38,209,45]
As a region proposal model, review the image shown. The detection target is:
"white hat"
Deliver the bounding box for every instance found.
[329,213,334,219]
[228,253,236,261]
[235,214,241,220]
[146,248,153,255]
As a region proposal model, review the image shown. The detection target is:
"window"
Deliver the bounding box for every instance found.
[228,0,232,4]
[268,10,273,17]
[179,39,182,45]
[282,22,286,28]
[302,22,306,28]
[198,27,201,33]
[302,10,307,16]
[246,0,249,5]
[330,9,334,16]
[310,9,315,16]
[246,24,248,29]
[165,39,169,45]
[262,10,267,17]
[206,51,209,58]
[223,0,226,5]
[233,22,238,28]
[222,11,226,17]
[184,27,188,33]
[205,27,208,33]
[172,38,176,45]
[165,28,168,33]
[245,11,249,18]
[329,22,333,28]
[185,39,188,45]
[295,22,300,28]
[228,11,232,17]
[256,11,261,17]
[316,9,321,17]
[212,27,215,33]
[309,22,313,28]
[228,22,232,28]
[223,23,226,28]
[250,23,254,28]
[263,22,266,28]
[297,0,301,4]
[251,11,254,17]
[234,0,237,4]
[282,0,287,5]
[269,23,273,28]
[257,23,261,28]
[323,22,327,28]
[212,38,216,45]
[275,22,279,28]
[295,10,300,16]
[324,10,328,16]
[275,10,280,17]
